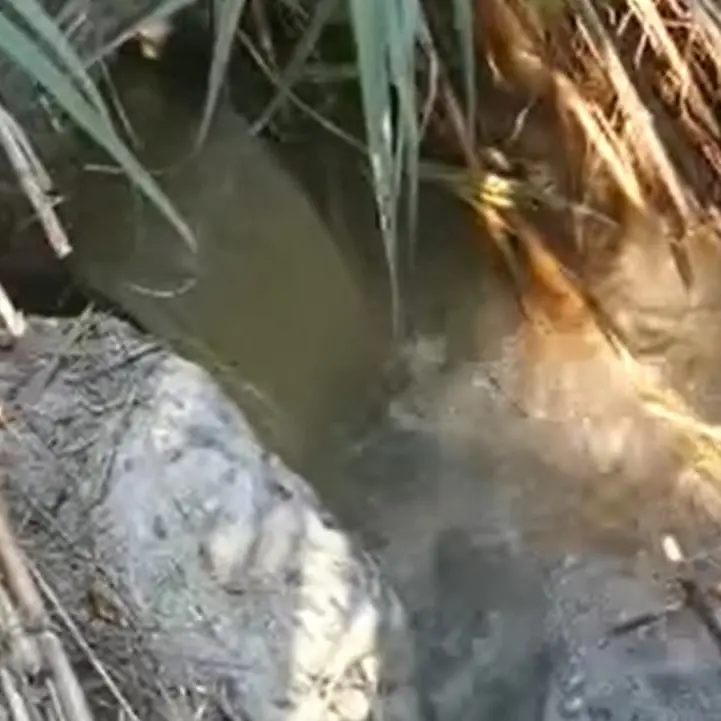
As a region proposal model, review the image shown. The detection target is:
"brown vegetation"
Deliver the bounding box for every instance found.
[423,0,721,529]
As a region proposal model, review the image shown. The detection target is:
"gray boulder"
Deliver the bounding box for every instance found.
[0,313,419,721]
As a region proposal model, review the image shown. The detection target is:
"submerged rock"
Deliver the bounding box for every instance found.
[0,313,419,721]
[317,320,721,721]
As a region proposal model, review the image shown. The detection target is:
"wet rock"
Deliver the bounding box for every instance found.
[539,550,721,720]
[326,330,721,721]
[0,313,419,721]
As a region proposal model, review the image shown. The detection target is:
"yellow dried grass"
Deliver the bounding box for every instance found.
[425,0,721,519]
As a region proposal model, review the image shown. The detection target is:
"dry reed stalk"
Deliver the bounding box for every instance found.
[30,566,144,721]
[0,104,69,260]
[573,0,693,226]
[467,0,652,227]
[0,487,94,721]
[0,101,73,340]
[552,71,646,211]
[626,0,718,135]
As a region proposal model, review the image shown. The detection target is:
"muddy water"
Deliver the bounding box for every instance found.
[13,43,716,721]
[16,48,490,477]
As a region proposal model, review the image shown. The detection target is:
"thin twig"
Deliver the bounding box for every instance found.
[0,667,32,721]
[677,577,721,655]
[30,565,143,721]
[0,582,42,677]
[662,535,721,658]
[0,491,47,632]
[37,631,95,721]
[0,103,71,260]
[16,306,97,408]
[607,601,683,638]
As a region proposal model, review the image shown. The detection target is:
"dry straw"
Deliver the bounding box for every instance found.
[0,487,95,721]
[420,0,721,515]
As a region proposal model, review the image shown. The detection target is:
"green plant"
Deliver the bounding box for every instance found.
[0,0,478,337]
[0,1,197,250]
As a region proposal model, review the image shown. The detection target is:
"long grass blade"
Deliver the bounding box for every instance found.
[387,0,425,265]
[197,0,250,147]
[348,0,433,334]
[452,0,476,147]
[348,0,401,333]
[0,11,195,253]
